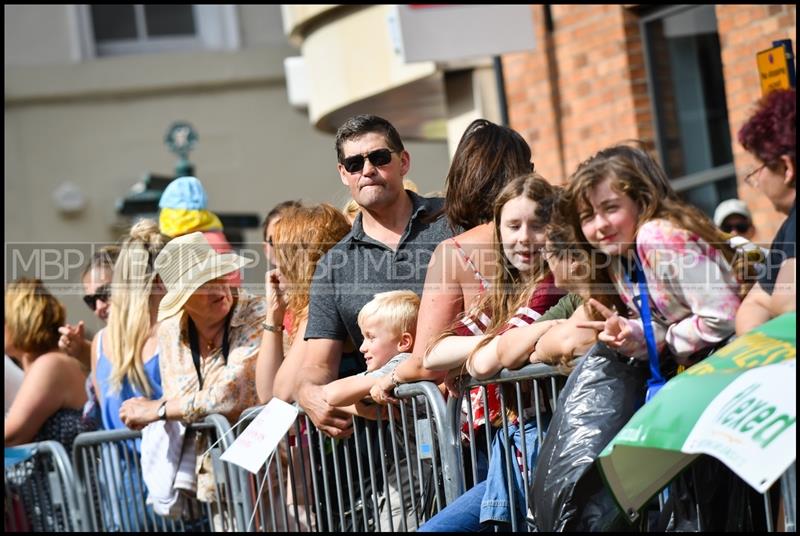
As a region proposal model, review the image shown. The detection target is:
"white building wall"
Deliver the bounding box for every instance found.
[4,4,450,334]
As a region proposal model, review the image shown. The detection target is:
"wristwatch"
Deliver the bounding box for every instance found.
[157,399,168,421]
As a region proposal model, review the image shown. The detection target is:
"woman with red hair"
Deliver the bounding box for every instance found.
[735,88,796,333]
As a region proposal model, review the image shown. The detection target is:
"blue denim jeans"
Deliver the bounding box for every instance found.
[418,481,491,532]
[419,417,547,532]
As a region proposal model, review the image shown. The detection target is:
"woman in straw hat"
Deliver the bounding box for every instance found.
[119,231,264,503]
[119,230,262,427]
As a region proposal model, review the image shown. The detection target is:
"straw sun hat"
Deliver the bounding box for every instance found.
[155,232,253,322]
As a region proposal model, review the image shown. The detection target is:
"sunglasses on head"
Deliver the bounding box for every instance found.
[721,222,751,234]
[83,284,111,310]
[342,148,395,174]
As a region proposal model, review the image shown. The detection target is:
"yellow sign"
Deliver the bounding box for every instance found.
[757,45,791,96]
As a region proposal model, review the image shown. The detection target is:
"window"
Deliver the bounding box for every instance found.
[81,5,239,57]
[641,5,737,217]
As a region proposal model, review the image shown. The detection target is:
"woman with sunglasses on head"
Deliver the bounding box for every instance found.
[57,245,120,369]
[735,88,796,334]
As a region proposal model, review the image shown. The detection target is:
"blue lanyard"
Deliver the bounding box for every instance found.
[622,259,664,388]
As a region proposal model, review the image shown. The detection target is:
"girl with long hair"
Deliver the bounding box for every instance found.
[416,174,564,532]
[565,144,754,365]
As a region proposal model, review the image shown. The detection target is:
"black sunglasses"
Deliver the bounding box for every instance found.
[342,148,395,174]
[83,284,111,310]
[721,222,751,234]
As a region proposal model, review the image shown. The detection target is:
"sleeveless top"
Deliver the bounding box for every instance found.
[95,328,163,432]
[451,237,491,293]
[33,408,96,451]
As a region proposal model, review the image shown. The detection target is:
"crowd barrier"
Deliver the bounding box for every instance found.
[3,370,796,533]
[234,380,460,532]
[446,362,566,532]
[70,414,242,532]
[4,440,81,531]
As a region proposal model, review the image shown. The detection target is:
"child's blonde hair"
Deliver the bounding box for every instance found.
[357,290,420,338]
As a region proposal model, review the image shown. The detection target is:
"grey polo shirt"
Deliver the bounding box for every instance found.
[304,191,454,377]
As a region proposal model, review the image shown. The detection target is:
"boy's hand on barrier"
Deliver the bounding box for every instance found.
[352,400,397,421]
[369,375,398,405]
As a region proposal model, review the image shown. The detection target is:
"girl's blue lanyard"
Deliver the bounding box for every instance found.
[621,255,665,392]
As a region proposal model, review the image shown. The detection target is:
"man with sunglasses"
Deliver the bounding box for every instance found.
[713,198,756,239]
[296,114,454,439]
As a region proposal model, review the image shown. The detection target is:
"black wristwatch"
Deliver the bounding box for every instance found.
[157,399,168,421]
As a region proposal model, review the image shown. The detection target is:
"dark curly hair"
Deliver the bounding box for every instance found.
[738,88,796,177]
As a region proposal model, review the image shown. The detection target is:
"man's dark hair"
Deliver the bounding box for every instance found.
[263,200,303,241]
[335,115,405,163]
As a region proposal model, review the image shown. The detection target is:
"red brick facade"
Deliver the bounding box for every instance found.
[503,4,795,243]
[717,4,796,241]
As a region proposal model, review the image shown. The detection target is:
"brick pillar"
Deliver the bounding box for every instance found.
[503,5,655,186]
[717,4,796,243]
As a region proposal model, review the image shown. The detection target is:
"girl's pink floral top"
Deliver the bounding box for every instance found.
[609,218,741,363]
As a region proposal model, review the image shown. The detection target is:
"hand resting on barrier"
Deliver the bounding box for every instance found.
[297,382,354,439]
[120,396,172,431]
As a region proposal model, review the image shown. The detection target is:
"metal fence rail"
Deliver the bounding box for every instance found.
[445,362,566,532]
[234,380,458,532]
[4,440,82,532]
[71,414,242,532]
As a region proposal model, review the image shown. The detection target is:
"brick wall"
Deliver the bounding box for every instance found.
[503,4,795,244]
[502,6,566,184]
[503,5,654,185]
[717,4,796,243]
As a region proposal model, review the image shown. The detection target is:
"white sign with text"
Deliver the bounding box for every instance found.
[220,398,299,474]
[683,360,796,492]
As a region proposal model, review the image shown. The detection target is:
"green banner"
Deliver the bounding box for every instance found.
[598,313,796,520]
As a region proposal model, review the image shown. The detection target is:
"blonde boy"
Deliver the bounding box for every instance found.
[324,290,419,407]
[324,290,422,531]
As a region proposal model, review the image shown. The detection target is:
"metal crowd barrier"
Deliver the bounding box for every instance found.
[780,462,796,532]
[234,381,458,532]
[71,414,243,532]
[638,459,797,532]
[4,440,82,531]
[445,363,566,532]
